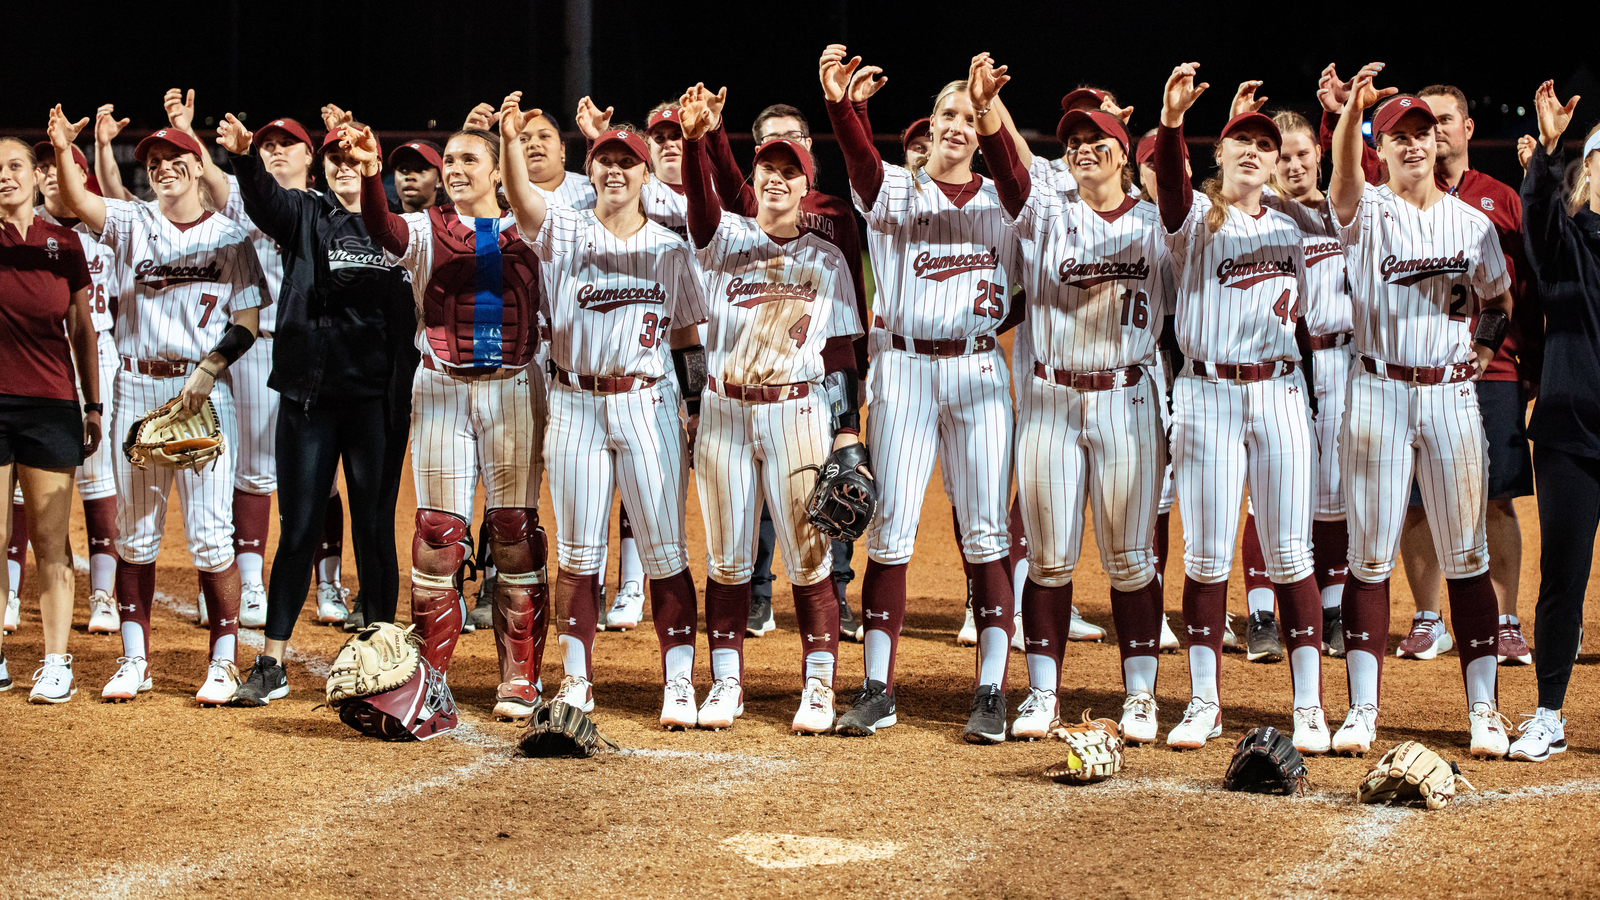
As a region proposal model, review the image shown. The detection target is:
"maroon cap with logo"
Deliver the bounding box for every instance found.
[31,142,100,195]
[1135,135,1158,168]
[134,128,207,163]
[1220,112,1283,148]
[1060,88,1108,113]
[901,117,931,151]
[646,108,682,133]
[752,138,814,185]
[251,117,313,150]
[1372,95,1439,135]
[387,140,441,171]
[586,129,651,167]
[1055,109,1129,153]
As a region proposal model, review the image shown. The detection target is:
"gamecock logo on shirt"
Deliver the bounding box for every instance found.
[134,259,223,289]
[576,282,667,313]
[1304,241,1343,268]
[1058,256,1150,289]
[914,247,999,282]
[1380,250,1469,287]
[1215,256,1296,289]
[726,277,817,309]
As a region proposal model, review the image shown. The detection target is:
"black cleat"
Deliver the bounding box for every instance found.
[963,685,1007,744]
[233,656,289,706]
[836,580,863,642]
[836,679,896,736]
[1322,607,1346,658]
[468,573,496,630]
[343,597,367,633]
[747,593,776,637]
[1246,611,1285,663]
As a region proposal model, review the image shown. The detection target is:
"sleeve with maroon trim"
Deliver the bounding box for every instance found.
[1153,124,1195,235]
[825,98,886,211]
[703,124,758,218]
[975,126,1031,220]
[360,173,410,257]
[523,204,583,264]
[812,192,868,376]
[667,237,709,328]
[95,198,142,251]
[1319,110,1383,186]
[853,99,873,140]
[218,223,268,316]
[1470,216,1513,308]
[682,138,722,249]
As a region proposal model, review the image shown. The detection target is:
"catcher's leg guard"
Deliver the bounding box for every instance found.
[411,510,469,672]
[492,570,548,713]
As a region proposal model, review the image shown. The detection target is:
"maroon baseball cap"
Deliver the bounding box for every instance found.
[586,129,651,167]
[1055,108,1129,153]
[31,142,100,195]
[1061,89,1108,114]
[1372,95,1439,135]
[646,108,682,133]
[901,117,931,150]
[752,138,814,185]
[1135,135,1158,167]
[134,128,206,163]
[251,117,313,150]
[388,140,441,171]
[1220,112,1282,148]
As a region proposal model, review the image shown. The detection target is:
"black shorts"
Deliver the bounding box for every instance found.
[0,396,85,469]
[1407,379,1533,507]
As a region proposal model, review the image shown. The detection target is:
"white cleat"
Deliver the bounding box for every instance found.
[698,675,744,729]
[1221,615,1239,652]
[86,590,120,634]
[1508,708,1568,762]
[196,589,209,627]
[315,582,349,625]
[1158,614,1180,653]
[1469,701,1512,759]
[1068,606,1105,642]
[4,590,18,632]
[239,583,267,629]
[1332,704,1378,755]
[1121,692,1159,743]
[605,581,645,631]
[1166,698,1222,750]
[1292,706,1332,755]
[101,656,151,701]
[660,676,697,730]
[957,602,977,646]
[29,654,76,704]
[554,674,595,713]
[1011,610,1025,652]
[195,659,240,706]
[1010,688,1059,741]
[791,677,836,734]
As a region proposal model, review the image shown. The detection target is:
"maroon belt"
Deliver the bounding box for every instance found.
[554,366,660,394]
[1185,360,1297,382]
[876,316,997,358]
[1033,362,1145,391]
[1309,332,1352,351]
[121,356,193,378]
[707,376,810,403]
[1360,355,1475,385]
[423,356,500,378]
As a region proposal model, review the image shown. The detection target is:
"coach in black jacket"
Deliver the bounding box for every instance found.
[216,115,417,705]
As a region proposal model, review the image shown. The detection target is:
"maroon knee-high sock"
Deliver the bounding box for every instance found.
[314,492,344,576]
[1021,578,1071,693]
[649,568,698,681]
[861,559,908,689]
[231,489,273,578]
[1275,574,1325,702]
[1342,575,1390,704]
[198,564,241,659]
[1007,497,1028,572]
[1181,577,1228,693]
[82,496,118,574]
[1111,579,1165,691]
[1312,519,1349,595]
[9,501,28,594]
[792,578,840,688]
[554,570,600,680]
[115,558,156,654]
[970,558,1014,688]
[705,579,750,682]
[1446,571,1499,697]
[1152,512,1172,586]
[1241,513,1271,595]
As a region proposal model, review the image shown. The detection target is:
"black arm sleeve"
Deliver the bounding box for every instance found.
[209,323,257,367]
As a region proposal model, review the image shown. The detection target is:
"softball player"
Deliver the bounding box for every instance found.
[1327,71,1514,758]
[817,47,1021,744]
[349,121,549,722]
[1152,64,1330,753]
[48,107,265,707]
[676,87,863,734]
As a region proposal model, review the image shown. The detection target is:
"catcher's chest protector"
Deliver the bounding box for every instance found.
[353,659,459,741]
[422,207,540,369]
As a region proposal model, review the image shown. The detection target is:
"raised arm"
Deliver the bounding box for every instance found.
[1155,62,1209,233]
[164,88,230,213]
[497,92,550,241]
[1521,81,1582,278]
[345,125,408,256]
[821,45,887,208]
[970,53,1029,218]
[92,104,136,201]
[1330,64,1396,226]
[847,63,885,137]
[678,89,722,249]
[692,84,757,217]
[1317,63,1382,185]
[217,114,304,244]
[47,105,105,233]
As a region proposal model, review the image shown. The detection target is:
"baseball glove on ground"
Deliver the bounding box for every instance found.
[123,397,225,470]
[515,700,619,759]
[325,622,421,706]
[1044,712,1124,784]
[798,442,878,541]
[1223,726,1308,795]
[1358,741,1475,810]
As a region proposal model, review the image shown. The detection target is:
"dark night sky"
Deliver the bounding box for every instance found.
[8,2,1594,191]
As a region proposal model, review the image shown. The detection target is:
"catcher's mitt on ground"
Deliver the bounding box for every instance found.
[1358,741,1475,809]
[123,397,225,470]
[798,442,878,541]
[1223,726,1308,795]
[515,700,620,759]
[325,623,458,741]
[1044,712,1124,784]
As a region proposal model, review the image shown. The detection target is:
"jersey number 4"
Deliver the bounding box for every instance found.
[1271,289,1298,326]
[1119,289,1150,329]
[972,280,1004,319]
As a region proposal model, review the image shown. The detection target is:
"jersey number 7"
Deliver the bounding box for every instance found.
[197,292,220,328]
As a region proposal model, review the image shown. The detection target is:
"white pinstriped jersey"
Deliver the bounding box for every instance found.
[220,174,284,331]
[1164,194,1308,364]
[1261,192,1351,337]
[853,165,1021,340]
[1008,158,1171,371]
[383,210,521,362]
[696,215,862,386]
[528,206,708,378]
[1337,184,1510,369]
[38,206,121,333]
[641,179,688,238]
[97,199,266,362]
[533,171,597,211]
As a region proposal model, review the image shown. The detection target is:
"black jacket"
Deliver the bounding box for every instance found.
[230,154,414,409]
[1522,146,1600,460]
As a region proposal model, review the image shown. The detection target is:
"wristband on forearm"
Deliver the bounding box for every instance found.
[1472,309,1510,354]
[210,323,257,367]
[824,369,861,432]
[672,344,707,415]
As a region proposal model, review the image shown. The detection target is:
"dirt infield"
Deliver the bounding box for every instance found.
[2,453,1598,899]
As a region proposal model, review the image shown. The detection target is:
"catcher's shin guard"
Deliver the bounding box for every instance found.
[493,570,548,688]
[411,510,470,671]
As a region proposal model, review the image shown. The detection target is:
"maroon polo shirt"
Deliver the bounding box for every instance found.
[0,217,91,401]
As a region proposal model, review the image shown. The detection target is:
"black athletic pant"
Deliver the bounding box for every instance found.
[1531,443,1600,710]
[264,397,396,641]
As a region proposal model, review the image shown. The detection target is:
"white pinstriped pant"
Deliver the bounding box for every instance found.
[546,378,688,577]
[410,363,547,520]
[1016,369,1163,590]
[695,388,832,586]
[863,346,1012,566]
[222,334,278,495]
[78,331,120,500]
[111,369,238,570]
[1171,370,1316,584]
[1340,368,1489,581]
[1311,345,1353,520]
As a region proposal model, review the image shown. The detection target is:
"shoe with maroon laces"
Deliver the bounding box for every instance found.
[1496,621,1532,666]
[1395,613,1452,660]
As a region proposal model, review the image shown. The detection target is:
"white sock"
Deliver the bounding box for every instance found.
[90,553,116,594]
[1416,610,1440,622]
[120,621,146,660]
[619,537,642,587]
[1246,587,1275,616]
[1347,649,1379,707]
[663,644,694,684]
[1188,646,1218,703]
[804,650,835,687]
[1123,656,1157,696]
[317,556,341,585]
[978,627,1009,687]
[1026,652,1058,694]
[1498,614,1518,626]
[711,647,740,682]
[1289,646,1320,707]
[6,559,19,592]
[237,552,264,588]
[864,630,892,684]
[559,634,588,680]
[1465,655,1497,707]
[211,633,236,662]
[1012,559,1027,611]
[1320,583,1343,610]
